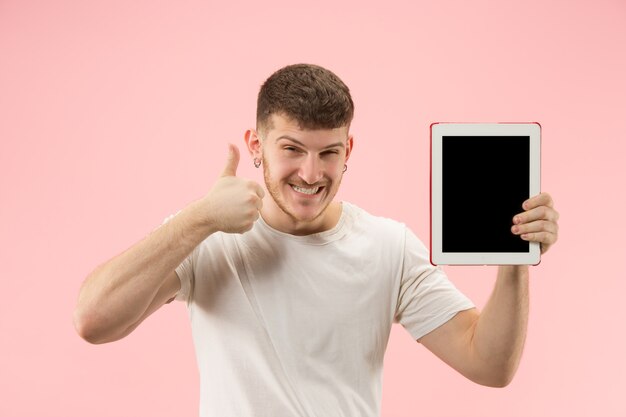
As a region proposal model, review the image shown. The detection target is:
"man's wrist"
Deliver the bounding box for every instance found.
[497,265,530,280]
[169,200,218,249]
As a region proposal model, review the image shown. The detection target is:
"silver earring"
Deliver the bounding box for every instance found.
[343,164,347,173]
[254,158,261,168]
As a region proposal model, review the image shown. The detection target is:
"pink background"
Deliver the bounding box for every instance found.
[1,0,625,416]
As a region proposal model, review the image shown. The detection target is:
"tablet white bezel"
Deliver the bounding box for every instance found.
[430,123,541,265]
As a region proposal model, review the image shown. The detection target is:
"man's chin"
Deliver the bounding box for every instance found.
[282,201,330,224]
[286,208,324,224]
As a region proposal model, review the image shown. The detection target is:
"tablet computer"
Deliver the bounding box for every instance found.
[430,123,541,265]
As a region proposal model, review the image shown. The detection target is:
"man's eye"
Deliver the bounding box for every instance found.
[322,150,340,156]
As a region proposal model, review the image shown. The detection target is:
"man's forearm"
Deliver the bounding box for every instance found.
[471,265,530,385]
[74,200,215,341]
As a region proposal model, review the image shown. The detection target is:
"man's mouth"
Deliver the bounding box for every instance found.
[291,184,323,195]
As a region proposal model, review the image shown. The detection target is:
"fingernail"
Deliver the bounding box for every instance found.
[514,216,521,224]
[512,226,519,234]
[521,234,529,240]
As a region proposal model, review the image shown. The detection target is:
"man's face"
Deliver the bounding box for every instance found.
[248,114,353,234]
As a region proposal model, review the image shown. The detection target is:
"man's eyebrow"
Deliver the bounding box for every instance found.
[275,135,345,149]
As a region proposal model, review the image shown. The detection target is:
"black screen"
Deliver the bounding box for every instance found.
[442,136,530,253]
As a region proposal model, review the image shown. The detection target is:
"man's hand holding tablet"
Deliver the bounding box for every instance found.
[512,192,559,255]
[430,122,556,265]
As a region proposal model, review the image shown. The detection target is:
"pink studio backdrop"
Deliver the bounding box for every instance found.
[1,0,625,416]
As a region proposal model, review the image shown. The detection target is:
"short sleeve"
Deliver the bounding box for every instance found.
[394,227,474,340]
[174,251,194,304]
[161,211,195,304]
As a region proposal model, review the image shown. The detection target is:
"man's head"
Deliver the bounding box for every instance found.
[256,63,354,136]
[246,64,355,235]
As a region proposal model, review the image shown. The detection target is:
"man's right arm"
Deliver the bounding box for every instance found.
[73,144,264,344]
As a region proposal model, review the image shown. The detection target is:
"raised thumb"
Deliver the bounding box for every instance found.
[221,144,240,177]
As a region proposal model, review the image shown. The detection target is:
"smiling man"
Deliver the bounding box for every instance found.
[249,113,352,235]
[74,64,560,417]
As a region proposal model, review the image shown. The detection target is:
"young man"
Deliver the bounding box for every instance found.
[74,64,560,417]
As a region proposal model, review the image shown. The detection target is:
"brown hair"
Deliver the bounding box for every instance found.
[256,63,354,134]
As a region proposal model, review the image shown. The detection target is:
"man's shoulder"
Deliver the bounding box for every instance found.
[343,202,407,236]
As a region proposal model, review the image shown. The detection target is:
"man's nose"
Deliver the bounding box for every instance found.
[299,154,323,185]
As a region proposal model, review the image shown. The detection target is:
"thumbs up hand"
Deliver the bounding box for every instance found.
[199,144,265,234]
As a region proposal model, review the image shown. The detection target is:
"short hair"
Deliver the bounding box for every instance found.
[256,63,354,135]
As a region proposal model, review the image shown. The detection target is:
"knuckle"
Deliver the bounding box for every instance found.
[246,194,257,204]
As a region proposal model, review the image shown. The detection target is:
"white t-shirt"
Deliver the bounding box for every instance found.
[175,202,474,417]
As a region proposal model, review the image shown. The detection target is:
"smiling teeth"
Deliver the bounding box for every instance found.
[292,185,319,195]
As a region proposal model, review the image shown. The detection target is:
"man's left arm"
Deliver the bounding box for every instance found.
[418,192,559,387]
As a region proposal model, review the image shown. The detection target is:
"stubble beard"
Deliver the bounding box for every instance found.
[261,154,342,225]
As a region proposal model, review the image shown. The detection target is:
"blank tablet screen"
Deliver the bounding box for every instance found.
[442,136,529,253]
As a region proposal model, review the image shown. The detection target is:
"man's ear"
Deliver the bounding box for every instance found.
[345,134,354,163]
[244,129,262,158]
